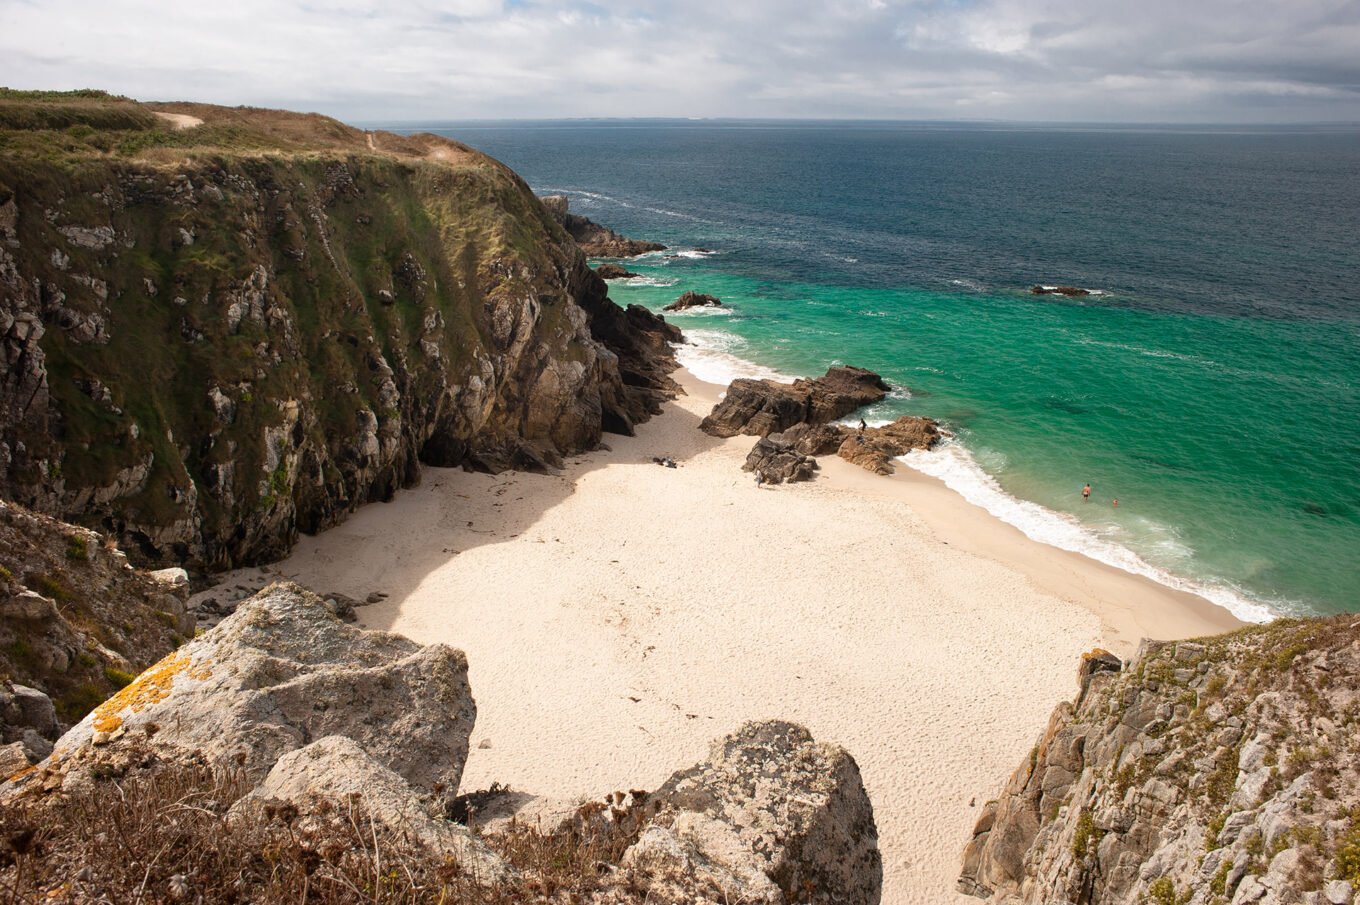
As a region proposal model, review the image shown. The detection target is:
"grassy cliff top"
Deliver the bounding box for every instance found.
[0,88,486,168]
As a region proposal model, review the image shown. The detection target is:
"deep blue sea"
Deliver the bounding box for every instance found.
[388,120,1360,620]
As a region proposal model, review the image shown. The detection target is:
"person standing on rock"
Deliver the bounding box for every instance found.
[858,418,867,434]
[1082,483,1092,503]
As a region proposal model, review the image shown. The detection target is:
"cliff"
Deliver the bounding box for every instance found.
[960,617,1360,905]
[0,91,678,570]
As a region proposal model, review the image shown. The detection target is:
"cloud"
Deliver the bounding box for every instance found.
[0,0,1357,122]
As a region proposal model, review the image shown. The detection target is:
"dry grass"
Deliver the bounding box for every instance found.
[0,758,649,903]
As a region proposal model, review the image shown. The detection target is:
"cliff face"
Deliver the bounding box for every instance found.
[0,95,677,569]
[960,617,1360,905]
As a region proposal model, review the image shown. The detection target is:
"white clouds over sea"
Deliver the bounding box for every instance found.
[1,0,1357,122]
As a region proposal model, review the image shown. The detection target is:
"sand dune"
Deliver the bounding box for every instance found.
[261,370,1240,904]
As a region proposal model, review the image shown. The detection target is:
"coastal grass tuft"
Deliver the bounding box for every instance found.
[0,757,653,904]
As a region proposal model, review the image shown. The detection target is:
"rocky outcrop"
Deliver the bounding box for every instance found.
[595,262,638,280]
[700,366,890,439]
[540,194,666,257]
[663,291,724,312]
[1032,285,1092,297]
[836,416,943,475]
[0,499,190,728]
[16,583,474,797]
[0,99,679,570]
[623,720,882,904]
[960,617,1360,905]
[744,435,819,484]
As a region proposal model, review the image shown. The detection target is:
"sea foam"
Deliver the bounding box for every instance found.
[899,442,1277,624]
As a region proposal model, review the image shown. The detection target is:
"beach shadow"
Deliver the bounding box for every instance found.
[270,396,727,630]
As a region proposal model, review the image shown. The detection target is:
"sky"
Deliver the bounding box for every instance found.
[2,0,1359,123]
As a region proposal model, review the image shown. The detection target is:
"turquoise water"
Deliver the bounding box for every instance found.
[399,121,1360,618]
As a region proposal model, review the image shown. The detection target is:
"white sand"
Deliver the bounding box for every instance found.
[260,370,1241,904]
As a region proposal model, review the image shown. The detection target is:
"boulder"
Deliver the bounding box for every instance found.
[232,735,509,883]
[594,263,638,280]
[622,720,882,904]
[663,291,724,312]
[700,366,890,438]
[744,436,819,484]
[772,422,849,457]
[24,583,475,797]
[835,416,942,475]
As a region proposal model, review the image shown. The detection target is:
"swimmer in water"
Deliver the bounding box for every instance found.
[1082,483,1091,502]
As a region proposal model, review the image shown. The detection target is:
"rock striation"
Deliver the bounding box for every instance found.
[0,98,679,570]
[700,366,891,439]
[663,291,724,312]
[960,617,1360,905]
[540,194,666,257]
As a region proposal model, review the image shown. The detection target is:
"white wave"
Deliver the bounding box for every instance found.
[899,441,1277,624]
[622,276,679,288]
[674,329,798,385]
[673,249,718,259]
[667,305,734,317]
[949,278,985,291]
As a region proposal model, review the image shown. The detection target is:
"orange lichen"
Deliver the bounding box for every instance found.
[88,653,211,736]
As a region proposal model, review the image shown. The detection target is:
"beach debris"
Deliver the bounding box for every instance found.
[652,456,677,468]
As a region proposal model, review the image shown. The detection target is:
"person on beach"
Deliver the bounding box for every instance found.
[1082,483,1091,502]
[755,471,766,489]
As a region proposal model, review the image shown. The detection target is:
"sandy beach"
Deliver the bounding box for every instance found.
[254,369,1242,904]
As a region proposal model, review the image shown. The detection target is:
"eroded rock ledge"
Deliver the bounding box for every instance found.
[5,584,883,903]
[540,194,666,258]
[960,618,1360,905]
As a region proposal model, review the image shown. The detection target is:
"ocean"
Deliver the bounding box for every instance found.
[391,120,1360,621]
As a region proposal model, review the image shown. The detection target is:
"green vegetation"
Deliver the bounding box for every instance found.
[1146,877,1190,905]
[33,574,71,602]
[1336,819,1360,885]
[103,666,137,689]
[65,533,89,560]
[1072,810,1103,859]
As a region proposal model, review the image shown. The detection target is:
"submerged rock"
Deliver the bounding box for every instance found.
[1031,285,1091,296]
[663,291,724,312]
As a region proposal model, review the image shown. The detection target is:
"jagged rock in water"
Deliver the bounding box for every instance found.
[700,366,890,439]
[14,583,475,797]
[621,720,882,904]
[594,262,638,280]
[0,102,680,570]
[0,500,191,730]
[836,416,943,475]
[231,735,509,883]
[1031,285,1092,297]
[959,617,1360,905]
[663,291,724,312]
[743,435,819,484]
[539,194,666,257]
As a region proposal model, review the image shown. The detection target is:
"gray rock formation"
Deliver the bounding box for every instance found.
[232,735,509,883]
[18,583,474,796]
[621,720,882,904]
[701,366,890,439]
[595,262,638,280]
[960,617,1360,905]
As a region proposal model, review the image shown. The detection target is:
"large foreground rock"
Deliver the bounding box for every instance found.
[232,735,508,882]
[744,436,819,484]
[17,583,474,796]
[701,366,890,438]
[621,720,882,904]
[960,616,1360,905]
